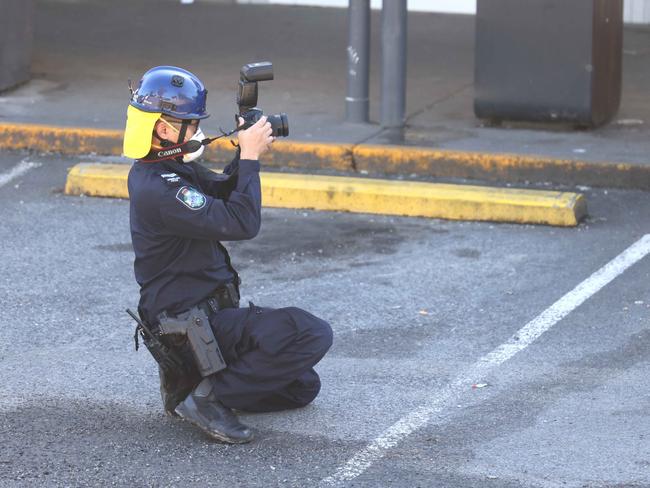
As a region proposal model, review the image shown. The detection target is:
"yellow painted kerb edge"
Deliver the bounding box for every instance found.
[64,163,587,227]
[0,122,634,177]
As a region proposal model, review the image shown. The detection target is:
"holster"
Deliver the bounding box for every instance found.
[157,307,227,378]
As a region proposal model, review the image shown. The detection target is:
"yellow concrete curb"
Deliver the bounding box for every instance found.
[65,163,131,198]
[0,122,352,172]
[352,143,650,189]
[3,122,649,189]
[64,163,587,227]
[0,123,124,155]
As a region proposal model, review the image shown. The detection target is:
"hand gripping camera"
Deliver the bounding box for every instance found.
[237,61,289,137]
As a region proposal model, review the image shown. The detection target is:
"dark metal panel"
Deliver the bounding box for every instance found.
[474,0,622,127]
[0,0,34,92]
[591,0,623,126]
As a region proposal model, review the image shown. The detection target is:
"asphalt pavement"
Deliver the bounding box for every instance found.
[1,151,649,487]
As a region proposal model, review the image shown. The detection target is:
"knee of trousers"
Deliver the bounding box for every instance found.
[284,307,333,357]
[293,374,322,408]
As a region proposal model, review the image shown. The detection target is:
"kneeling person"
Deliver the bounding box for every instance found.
[124,66,333,443]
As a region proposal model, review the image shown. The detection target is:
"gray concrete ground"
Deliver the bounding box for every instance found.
[0,0,649,166]
[1,150,649,487]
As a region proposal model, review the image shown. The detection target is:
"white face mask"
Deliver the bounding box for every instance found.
[182,127,206,163]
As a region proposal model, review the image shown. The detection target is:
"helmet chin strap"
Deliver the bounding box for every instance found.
[177,120,189,145]
[157,137,172,148]
[172,121,189,163]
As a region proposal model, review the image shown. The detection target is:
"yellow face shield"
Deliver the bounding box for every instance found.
[123,105,162,159]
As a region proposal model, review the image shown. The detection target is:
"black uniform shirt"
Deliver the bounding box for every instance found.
[128,156,261,323]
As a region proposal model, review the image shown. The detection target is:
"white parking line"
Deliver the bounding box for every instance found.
[321,234,650,487]
[0,159,41,188]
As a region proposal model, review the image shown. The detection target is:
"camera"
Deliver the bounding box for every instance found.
[237,61,289,138]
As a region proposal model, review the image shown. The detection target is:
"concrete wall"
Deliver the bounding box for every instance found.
[238,0,650,23]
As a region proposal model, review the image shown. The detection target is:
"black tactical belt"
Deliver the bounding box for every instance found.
[198,282,240,316]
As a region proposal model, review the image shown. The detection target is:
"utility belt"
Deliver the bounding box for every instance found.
[197,281,240,317]
[127,282,240,379]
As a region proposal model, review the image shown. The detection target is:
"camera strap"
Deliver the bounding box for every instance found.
[139,126,244,163]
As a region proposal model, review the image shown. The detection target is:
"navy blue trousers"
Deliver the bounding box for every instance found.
[207,303,333,412]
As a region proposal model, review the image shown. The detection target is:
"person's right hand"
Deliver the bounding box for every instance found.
[237,116,274,160]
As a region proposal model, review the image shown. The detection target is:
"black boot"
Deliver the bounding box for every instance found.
[175,377,253,444]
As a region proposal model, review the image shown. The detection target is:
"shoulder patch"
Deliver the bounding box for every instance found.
[175,186,206,210]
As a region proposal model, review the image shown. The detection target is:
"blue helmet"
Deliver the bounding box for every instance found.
[129,66,209,120]
[124,66,209,159]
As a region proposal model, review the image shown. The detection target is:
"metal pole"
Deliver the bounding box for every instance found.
[380,0,407,129]
[346,0,370,123]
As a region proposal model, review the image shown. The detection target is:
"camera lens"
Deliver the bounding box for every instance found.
[268,113,289,138]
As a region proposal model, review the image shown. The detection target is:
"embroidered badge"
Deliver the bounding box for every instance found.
[175,186,206,210]
[161,172,180,184]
